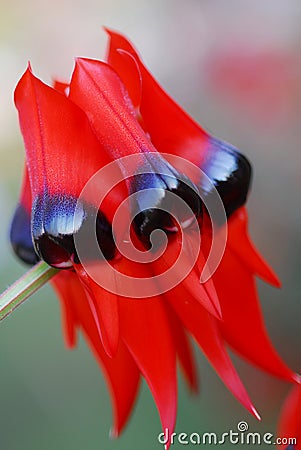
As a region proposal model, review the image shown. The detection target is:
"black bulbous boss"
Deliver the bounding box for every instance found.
[130,153,201,248]
[200,137,252,218]
[31,193,115,268]
[10,192,115,268]
[130,140,252,246]
[10,138,252,266]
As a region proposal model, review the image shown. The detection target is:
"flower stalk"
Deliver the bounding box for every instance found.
[0,261,57,321]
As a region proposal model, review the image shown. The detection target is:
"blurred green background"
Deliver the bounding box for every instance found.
[0,0,301,449]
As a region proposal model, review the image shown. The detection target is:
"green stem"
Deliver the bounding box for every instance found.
[0,261,58,321]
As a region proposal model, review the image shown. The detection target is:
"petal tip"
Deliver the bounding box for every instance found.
[273,276,282,289]
[251,407,261,421]
[109,426,119,439]
[103,26,118,38]
[293,373,301,384]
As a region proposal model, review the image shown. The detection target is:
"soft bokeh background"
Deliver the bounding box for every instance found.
[0,1,301,449]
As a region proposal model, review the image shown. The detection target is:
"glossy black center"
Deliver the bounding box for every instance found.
[199,137,252,219]
[130,154,201,248]
[30,193,115,268]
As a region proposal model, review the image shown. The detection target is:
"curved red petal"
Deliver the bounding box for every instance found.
[165,302,198,392]
[208,213,295,382]
[105,28,209,165]
[52,270,140,435]
[151,232,222,319]
[115,258,177,443]
[112,48,142,108]
[51,273,78,349]
[228,208,281,287]
[18,164,32,212]
[69,57,155,161]
[278,383,301,449]
[167,293,259,419]
[74,264,119,358]
[119,296,177,443]
[14,66,122,216]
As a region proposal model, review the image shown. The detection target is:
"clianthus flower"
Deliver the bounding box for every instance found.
[9,29,297,446]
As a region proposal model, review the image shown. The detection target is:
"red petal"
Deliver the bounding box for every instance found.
[51,273,78,349]
[110,48,142,108]
[208,212,295,382]
[18,164,32,212]
[116,258,177,443]
[228,208,280,287]
[105,28,209,165]
[52,270,140,435]
[14,66,122,218]
[69,57,156,160]
[119,297,177,443]
[151,232,222,319]
[167,293,259,419]
[278,383,301,449]
[74,264,120,358]
[165,302,198,392]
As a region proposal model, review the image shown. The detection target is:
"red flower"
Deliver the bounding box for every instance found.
[10,29,297,447]
[278,383,300,449]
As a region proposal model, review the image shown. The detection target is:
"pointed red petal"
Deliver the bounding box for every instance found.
[52,270,140,435]
[208,213,295,382]
[114,258,177,443]
[195,242,222,318]
[14,66,122,218]
[18,164,32,212]
[51,273,78,349]
[105,28,209,165]
[278,383,301,449]
[112,49,142,108]
[119,295,177,444]
[166,302,198,392]
[69,58,155,160]
[167,293,259,419]
[151,232,222,319]
[74,264,119,358]
[228,208,280,287]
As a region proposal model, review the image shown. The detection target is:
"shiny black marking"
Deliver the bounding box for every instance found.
[32,193,115,268]
[10,204,40,265]
[130,153,201,247]
[200,137,252,218]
